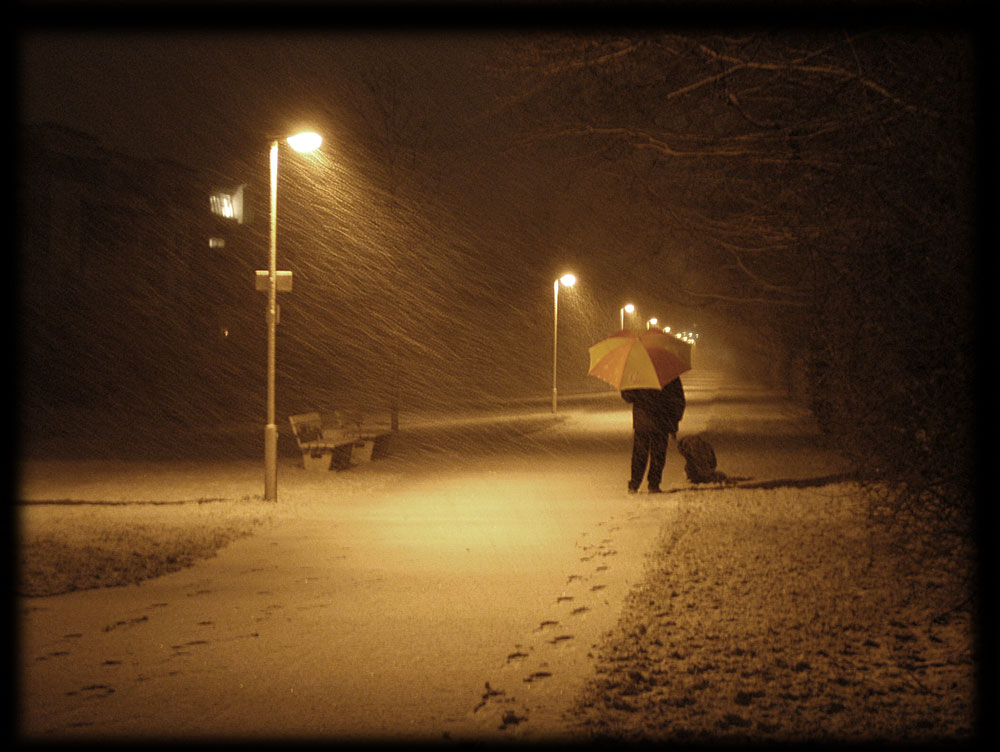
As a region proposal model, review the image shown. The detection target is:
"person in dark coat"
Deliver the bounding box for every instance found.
[622,376,686,493]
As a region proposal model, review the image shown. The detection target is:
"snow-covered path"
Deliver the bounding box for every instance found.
[18,371,853,740]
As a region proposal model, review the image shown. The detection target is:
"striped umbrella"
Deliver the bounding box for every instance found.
[588,329,692,390]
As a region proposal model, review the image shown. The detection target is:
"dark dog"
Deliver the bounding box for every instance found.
[677,434,730,484]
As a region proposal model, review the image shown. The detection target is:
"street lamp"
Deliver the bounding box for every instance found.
[646,317,658,330]
[264,131,322,502]
[552,273,576,413]
[620,303,635,330]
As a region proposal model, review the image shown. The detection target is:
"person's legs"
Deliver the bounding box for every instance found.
[646,431,669,490]
[629,429,651,491]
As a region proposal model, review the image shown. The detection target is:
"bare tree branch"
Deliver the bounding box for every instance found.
[517,124,849,167]
[488,38,647,76]
[680,287,810,307]
[695,41,924,115]
[731,253,811,297]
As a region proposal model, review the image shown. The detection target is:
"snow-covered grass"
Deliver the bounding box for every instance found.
[566,484,976,742]
[17,496,275,597]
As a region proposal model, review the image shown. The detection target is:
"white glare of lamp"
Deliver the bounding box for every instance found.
[287,132,323,152]
[559,273,577,287]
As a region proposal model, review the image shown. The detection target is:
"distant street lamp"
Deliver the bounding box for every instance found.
[552,273,577,413]
[620,303,635,330]
[264,131,322,502]
[646,317,658,330]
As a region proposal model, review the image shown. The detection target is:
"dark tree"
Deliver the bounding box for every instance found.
[486,31,977,545]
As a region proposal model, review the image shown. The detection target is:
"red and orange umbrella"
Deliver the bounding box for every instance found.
[588,329,692,390]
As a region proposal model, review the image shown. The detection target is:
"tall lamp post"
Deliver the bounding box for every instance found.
[620,303,635,330]
[264,131,322,502]
[552,273,577,413]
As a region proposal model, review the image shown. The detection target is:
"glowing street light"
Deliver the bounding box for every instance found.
[264,131,323,502]
[646,317,658,330]
[287,131,322,153]
[552,273,577,413]
[620,303,635,330]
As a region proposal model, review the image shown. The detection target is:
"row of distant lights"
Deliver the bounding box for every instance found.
[672,330,699,345]
[562,279,699,345]
[646,316,699,345]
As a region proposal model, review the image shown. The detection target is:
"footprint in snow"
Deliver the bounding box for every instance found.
[68,684,114,698]
[523,671,552,683]
[499,709,527,728]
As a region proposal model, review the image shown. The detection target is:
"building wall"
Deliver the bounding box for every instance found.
[19,123,262,425]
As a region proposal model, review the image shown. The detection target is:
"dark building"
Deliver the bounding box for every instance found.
[19,123,266,451]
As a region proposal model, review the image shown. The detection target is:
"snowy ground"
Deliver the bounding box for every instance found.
[555,487,974,742]
[16,371,976,742]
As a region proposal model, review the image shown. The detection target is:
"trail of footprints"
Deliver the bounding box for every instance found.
[475,522,625,729]
[34,588,281,711]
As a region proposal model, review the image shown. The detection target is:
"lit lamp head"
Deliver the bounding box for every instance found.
[559,273,577,288]
[624,303,635,314]
[287,132,323,153]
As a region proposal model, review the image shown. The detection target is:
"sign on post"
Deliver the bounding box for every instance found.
[255,270,293,292]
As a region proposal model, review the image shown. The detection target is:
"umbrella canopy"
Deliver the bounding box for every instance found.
[588,329,692,390]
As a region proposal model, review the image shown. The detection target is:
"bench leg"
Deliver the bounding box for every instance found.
[370,433,392,460]
[302,450,333,471]
[330,444,354,471]
[350,440,375,465]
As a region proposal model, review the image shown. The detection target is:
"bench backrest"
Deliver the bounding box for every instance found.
[288,412,324,444]
[335,409,363,430]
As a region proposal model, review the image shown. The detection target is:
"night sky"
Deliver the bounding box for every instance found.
[19,33,495,168]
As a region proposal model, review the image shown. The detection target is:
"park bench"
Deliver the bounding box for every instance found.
[288,410,393,471]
